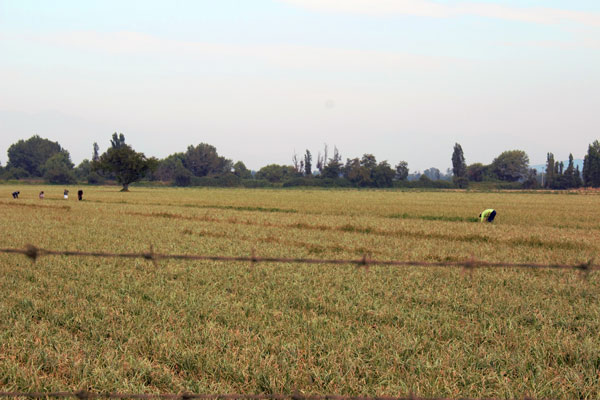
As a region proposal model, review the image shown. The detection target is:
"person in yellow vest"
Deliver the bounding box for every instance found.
[479,209,496,222]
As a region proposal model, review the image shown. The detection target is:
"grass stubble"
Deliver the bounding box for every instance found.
[0,186,599,398]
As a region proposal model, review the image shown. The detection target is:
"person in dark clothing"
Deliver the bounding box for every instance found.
[12,191,20,199]
[78,190,83,201]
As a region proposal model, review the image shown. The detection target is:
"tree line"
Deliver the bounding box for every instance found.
[1,134,600,190]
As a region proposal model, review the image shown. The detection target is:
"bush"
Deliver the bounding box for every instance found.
[1,167,30,180]
[190,174,241,187]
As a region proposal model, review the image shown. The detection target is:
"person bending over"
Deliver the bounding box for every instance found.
[479,209,497,223]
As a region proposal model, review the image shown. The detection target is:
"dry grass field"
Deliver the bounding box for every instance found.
[0,185,599,398]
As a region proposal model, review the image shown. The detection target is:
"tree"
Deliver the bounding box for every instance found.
[423,168,441,181]
[292,152,302,174]
[451,143,467,178]
[233,161,252,179]
[583,140,600,187]
[563,153,581,189]
[173,163,194,187]
[466,163,486,182]
[522,169,539,189]
[42,152,76,184]
[343,158,371,186]
[394,161,409,181]
[92,142,100,162]
[6,135,67,177]
[372,161,395,187]
[316,144,328,174]
[321,146,342,179]
[110,133,126,149]
[304,150,312,176]
[574,165,583,188]
[490,150,529,182]
[154,153,187,182]
[75,159,92,181]
[256,164,297,182]
[183,143,232,177]
[545,153,556,188]
[93,135,158,191]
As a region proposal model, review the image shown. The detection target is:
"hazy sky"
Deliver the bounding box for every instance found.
[1,0,599,171]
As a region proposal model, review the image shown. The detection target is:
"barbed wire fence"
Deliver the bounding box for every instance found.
[0,245,593,400]
[0,244,597,272]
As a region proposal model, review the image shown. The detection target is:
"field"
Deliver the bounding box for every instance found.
[0,185,599,398]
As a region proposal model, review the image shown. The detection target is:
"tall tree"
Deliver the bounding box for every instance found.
[583,140,600,187]
[304,150,312,176]
[545,153,555,188]
[110,133,126,149]
[93,134,158,191]
[451,143,467,178]
[92,142,100,162]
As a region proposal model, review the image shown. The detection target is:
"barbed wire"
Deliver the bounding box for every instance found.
[0,391,503,400]
[0,244,596,272]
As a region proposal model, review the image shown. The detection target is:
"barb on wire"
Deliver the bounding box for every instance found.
[0,244,598,273]
[0,391,462,400]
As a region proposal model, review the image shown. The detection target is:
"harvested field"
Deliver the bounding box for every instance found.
[0,186,599,398]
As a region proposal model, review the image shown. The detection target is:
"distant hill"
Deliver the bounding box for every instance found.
[530,159,584,173]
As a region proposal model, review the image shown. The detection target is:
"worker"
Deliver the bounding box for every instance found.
[479,209,497,223]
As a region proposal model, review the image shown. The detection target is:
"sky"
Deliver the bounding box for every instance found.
[1,0,599,172]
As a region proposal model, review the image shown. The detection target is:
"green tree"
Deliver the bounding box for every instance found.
[75,159,92,180]
[304,150,312,176]
[42,152,76,184]
[563,153,581,189]
[154,153,186,182]
[256,164,297,182]
[321,146,342,179]
[110,133,126,149]
[7,135,67,177]
[451,143,467,179]
[466,163,486,182]
[522,169,539,189]
[490,150,529,182]
[93,135,158,191]
[394,161,409,181]
[372,161,395,187]
[233,161,253,179]
[92,142,100,162]
[583,140,600,187]
[183,143,232,177]
[545,153,555,188]
[452,143,468,187]
[343,158,371,186]
[423,167,441,181]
